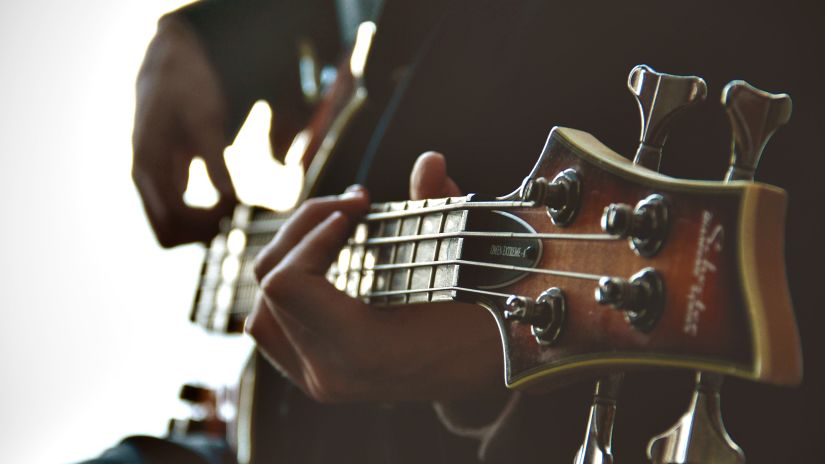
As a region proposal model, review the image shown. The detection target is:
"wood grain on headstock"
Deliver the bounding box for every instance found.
[494,127,801,389]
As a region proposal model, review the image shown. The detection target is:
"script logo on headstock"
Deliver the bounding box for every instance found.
[685,210,724,336]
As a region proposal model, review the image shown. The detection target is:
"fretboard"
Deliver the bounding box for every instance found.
[327,196,469,305]
[192,196,471,333]
[191,205,287,333]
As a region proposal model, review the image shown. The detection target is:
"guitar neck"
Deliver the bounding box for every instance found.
[194,197,472,332]
[192,206,290,332]
[192,194,544,331]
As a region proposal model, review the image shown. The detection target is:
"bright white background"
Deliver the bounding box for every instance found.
[0,2,294,462]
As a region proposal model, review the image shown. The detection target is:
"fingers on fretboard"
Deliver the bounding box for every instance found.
[327,197,468,306]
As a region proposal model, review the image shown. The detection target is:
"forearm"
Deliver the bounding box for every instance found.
[169,0,341,139]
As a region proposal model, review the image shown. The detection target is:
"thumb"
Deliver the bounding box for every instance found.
[410,151,463,200]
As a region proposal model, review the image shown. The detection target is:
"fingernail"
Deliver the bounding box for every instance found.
[243,314,255,335]
[341,184,366,199]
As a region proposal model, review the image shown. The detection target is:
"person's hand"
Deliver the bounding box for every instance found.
[246,152,506,403]
[132,16,236,247]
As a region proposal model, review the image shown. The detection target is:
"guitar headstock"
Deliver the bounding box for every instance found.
[463,67,801,390]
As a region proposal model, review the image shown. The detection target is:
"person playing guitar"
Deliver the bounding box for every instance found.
[113,0,824,463]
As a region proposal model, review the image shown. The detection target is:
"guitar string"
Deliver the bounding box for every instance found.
[215,202,619,286]
[222,284,527,316]
[236,199,536,235]
[218,256,604,316]
[364,199,534,221]
[226,227,619,264]
[206,252,612,317]
[339,259,603,281]
[200,199,617,322]
[353,230,618,246]
[202,232,612,294]
[363,285,510,300]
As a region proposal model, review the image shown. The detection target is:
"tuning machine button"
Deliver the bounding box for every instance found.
[722,80,792,181]
[520,169,581,226]
[601,193,668,256]
[628,65,707,171]
[595,268,664,332]
[574,374,623,464]
[504,288,566,345]
[648,373,745,464]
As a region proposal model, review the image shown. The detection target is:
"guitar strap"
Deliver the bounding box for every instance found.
[335,0,385,47]
[354,0,459,185]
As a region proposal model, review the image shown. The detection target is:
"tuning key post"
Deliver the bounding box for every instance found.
[601,193,669,257]
[627,65,707,171]
[520,168,581,226]
[722,80,792,181]
[595,267,664,332]
[504,288,566,345]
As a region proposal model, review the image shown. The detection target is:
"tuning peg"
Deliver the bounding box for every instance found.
[505,288,566,345]
[574,374,623,464]
[647,373,744,464]
[627,65,707,171]
[722,80,792,181]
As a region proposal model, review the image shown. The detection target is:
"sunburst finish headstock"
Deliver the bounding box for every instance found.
[479,67,801,391]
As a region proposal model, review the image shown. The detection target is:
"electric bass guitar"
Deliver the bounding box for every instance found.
[189,65,802,463]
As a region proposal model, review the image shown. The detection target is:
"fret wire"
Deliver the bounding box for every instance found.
[193,260,213,329]
[400,200,417,304]
[354,231,619,246]
[354,224,366,299]
[365,199,534,222]
[405,204,425,303]
[363,259,603,281]
[205,246,229,331]
[367,206,388,302]
[387,202,404,303]
[426,206,448,302]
